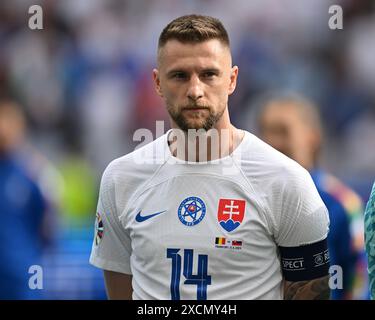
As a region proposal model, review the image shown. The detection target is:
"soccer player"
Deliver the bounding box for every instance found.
[90,15,330,300]
[257,94,367,299]
[365,182,375,299]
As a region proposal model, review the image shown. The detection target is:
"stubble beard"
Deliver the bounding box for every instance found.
[166,102,226,132]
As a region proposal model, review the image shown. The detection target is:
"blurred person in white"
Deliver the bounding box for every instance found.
[90,15,330,300]
[0,99,53,299]
[257,94,368,299]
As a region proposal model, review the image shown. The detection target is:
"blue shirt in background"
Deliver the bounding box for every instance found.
[311,169,367,300]
[0,154,46,299]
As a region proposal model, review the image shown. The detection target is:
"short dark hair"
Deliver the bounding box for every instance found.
[158,14,230,50]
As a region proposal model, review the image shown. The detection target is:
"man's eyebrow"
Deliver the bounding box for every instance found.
[201,68,220,74]
[166,68,221,76]
[166,69,187,76]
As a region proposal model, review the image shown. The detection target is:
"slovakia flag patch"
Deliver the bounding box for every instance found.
[217,199,245,232]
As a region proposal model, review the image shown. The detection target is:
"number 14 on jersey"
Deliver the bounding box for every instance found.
[166,248,212,300]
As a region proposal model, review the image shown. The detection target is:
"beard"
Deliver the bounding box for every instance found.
[166,102,225,132]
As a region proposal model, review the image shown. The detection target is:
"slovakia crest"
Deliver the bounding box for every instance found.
[178,196,206,226]
[217,199,245,232]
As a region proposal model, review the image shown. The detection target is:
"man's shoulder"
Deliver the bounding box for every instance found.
[100,134,167,191]
[238,131,308,182]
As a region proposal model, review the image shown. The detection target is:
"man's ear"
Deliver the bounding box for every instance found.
[228,65,239,95]
[153,69,163,97]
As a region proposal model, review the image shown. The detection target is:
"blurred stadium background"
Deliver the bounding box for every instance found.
[0,0,374,299]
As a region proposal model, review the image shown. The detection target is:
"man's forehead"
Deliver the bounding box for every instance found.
[158,39,231,66]
[263,103,302,124]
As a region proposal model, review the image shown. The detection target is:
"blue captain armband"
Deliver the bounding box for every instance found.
[278,238,330,282]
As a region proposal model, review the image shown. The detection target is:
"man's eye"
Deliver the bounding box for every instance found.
[202,72,216,78]
[173,73,186,79]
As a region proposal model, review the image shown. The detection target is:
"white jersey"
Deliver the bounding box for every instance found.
[90,130,329,300]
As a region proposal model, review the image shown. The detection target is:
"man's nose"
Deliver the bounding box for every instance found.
[187,75,204,101]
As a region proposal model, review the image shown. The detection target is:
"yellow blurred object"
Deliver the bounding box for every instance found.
[59,155,97,223]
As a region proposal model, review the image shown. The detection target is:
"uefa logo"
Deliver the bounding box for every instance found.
[178,196,206,226]
[95,212,104,246]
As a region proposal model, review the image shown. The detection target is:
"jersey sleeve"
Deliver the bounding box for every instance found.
[275,166,330,247]
[273,166,330,281]
[89,163,132,274]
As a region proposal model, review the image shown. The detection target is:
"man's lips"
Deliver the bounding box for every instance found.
[182,106,209,111]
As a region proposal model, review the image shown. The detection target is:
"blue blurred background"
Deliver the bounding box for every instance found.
[0,0,374,299]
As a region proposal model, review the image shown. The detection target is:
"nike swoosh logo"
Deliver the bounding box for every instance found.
[135,210,167,222]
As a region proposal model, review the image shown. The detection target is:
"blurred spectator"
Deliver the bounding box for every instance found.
[0,99,51,299]
[364,182,375,300]
[256,94,367,299]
